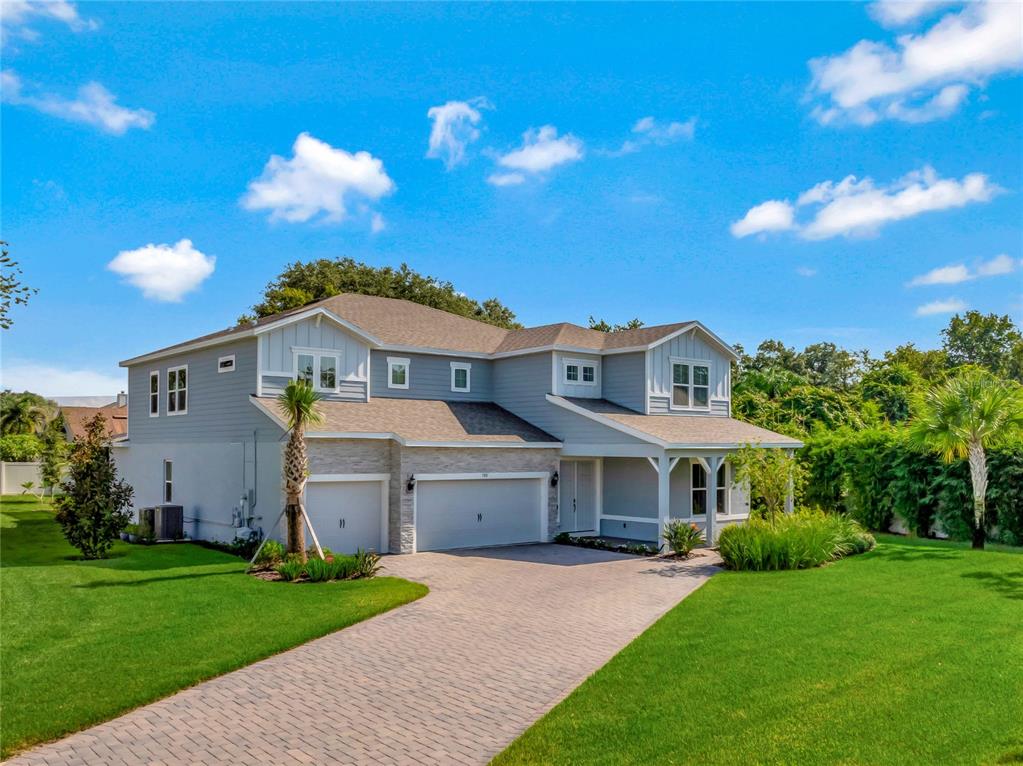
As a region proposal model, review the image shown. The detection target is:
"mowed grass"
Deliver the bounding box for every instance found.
[495,534,1023,766]
[0,496,427,758]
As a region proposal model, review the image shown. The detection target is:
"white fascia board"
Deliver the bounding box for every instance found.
[304,431,400,442]
[666,440,804,450]
[120,327,258,367]
[402,440,563,449]
[377,344,492,360]
[545,394,668,447]
[253,307,382,347]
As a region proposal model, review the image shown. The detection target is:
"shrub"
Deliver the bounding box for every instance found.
[275,559,305,582]
[352,548,381,579]
[663,520,704,557]
[718,512,875,571]
[53,414,133,559]
[0,434,43,462]
[304,556,332,582]
[253,539,285,568]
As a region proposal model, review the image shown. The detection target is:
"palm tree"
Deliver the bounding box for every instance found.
[910,369,1023,549]
[277,380,323,562]
[1,392,52,435]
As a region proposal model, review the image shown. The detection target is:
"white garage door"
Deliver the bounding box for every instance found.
[416,476,544,552]
[304,479,387,554]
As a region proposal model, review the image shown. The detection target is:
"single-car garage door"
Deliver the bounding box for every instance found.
[304,479,387,554]
[416,476,544,552]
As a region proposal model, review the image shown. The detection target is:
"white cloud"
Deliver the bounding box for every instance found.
[1,70,154,134]
[107,239,216,302]
[426,97,489,169]
[370,212,386,233]
[1,0,97,43]
[489,125,583,184]
[909,253,1019,285]
[976,253,1017,277]
[735,166,999,241]
[730,200,796,238]
[809,1,1023,125]
[868,0,953,28]
[909,263,971,286]
[241,132,395,224]
[0,360,125,398]
[796,266,818,277]
[487,172,526,187]
[915,298,966,316]
[605,116,696,156]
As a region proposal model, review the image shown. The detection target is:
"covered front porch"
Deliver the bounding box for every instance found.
[557,446,796,549]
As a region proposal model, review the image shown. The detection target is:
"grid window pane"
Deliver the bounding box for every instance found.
[391,365,406,385]
[673,364,689,385]
[297,355,314,384]
[693,386,709,407]
[693,366,709,386]
[672,385,689,407]
[320,357,336,389]
[582,366,595,382]
[150,375,158,394]
[454,368,468,389]
[566,365,579,382]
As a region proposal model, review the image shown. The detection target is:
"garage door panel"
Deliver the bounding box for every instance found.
[305,481,384,554]
[417,478,541,552]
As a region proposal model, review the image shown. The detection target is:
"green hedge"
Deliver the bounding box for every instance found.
[800,428,1023,546]
[0,434,44,462]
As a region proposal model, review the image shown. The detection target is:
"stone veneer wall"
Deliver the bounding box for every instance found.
[305,437,559,554]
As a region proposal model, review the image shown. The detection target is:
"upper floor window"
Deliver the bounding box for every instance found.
[564,359,597,386]
[691,462,727,515]
[671,359,710,410]
[149,371,160,417]
[388,357,410,389]
[217,355,236,373]
[294,351,340,392]
[167,365,187,415]
[450,362,471,393]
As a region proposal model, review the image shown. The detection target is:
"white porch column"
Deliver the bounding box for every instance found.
[785,448,795,514]
[705,455,721,546]
[657,453,670,552]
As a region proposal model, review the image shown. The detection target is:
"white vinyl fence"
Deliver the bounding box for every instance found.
[0,462,48,496]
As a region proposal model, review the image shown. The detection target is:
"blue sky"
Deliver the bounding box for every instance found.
[2,1,1021,396]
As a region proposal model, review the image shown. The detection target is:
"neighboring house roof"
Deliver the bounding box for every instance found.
[548,396,803,449]
[61,403,128,441]
[121,293,735,365]
[250,396,560,447]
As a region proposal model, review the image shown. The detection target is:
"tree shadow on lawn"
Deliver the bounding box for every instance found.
[869,545,962,563]
[73,570,241,589]
[961,570,1023,601]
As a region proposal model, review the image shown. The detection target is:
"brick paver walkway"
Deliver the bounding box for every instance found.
[7,545,720,766]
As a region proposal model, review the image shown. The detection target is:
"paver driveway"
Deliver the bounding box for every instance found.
[7,544,720,766]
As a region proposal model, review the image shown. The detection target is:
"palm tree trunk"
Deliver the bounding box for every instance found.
[967,440,988,550]
[283,427,308,562]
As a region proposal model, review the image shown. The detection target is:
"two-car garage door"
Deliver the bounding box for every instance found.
[415,475,545,552]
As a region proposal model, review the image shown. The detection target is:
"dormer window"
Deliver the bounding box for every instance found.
[450,362,471,393]
[293,350,340,393]
[563,359,597,386]
[671,358,710,410]
[388,357,410,390]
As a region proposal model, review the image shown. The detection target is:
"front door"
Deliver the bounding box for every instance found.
[560,460,597,532]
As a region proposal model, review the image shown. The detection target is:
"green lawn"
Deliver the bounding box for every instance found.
[496,534,1023,766]
[0,496,427,758]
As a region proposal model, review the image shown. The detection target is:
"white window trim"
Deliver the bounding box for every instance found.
[292,349,341,393]
[166,364,188,416]
[562,357,598,387]
[387,356,410,390]
[163,459,173,503]
[217,355,236,373]
[669,356,712,412]
[450,361,471,393]
[149,370,160,418]
[691,461,730,516]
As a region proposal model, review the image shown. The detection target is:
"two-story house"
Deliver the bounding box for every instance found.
[113,294,800,554]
